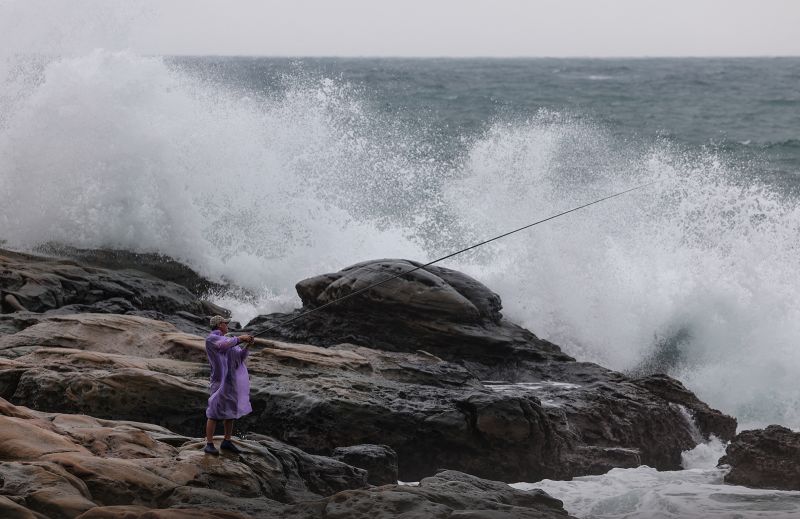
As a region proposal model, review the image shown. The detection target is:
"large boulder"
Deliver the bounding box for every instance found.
[719,425,800,490]
[249,259,570,364]
[297,259,502,323]
[245,259,736,479]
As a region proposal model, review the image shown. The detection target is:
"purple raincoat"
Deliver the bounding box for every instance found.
[205,330,252,420]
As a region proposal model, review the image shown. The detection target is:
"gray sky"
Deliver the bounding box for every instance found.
[135,0,800,57]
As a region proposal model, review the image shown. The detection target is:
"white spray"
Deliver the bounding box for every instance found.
[3,2,800,432]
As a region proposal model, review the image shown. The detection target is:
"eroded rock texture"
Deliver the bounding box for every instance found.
[0,250,736,487]
[720,425,800,490]
[246,259,736,479]
[0,397,575,518]
[0,249,216,335]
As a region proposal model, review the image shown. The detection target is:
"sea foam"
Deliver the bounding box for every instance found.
[3,3,800,433]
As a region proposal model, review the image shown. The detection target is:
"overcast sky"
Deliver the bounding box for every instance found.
[134,0,800,57]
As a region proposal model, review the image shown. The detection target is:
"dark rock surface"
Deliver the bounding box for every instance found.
[719,425,800,490]
[287,469,573,519]
[633,373,738,441]
[297,259,503,323]
[0,249,737,486]
[332,444,399,486]
[33,243,225,296]
[250,259,570,365]
[245,259,736,478]
[0,397,576,519]
[0,249,216,335]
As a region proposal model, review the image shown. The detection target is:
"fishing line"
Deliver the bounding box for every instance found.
[250,179,662,339]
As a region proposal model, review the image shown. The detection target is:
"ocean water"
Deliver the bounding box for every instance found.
[2,4,800,516]
[514,441,800,519]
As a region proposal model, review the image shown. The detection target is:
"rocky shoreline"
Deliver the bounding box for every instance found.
[0,246,771,518]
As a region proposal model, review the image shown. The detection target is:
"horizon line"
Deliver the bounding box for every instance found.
[158,53,800,59]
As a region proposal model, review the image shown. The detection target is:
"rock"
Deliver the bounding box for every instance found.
[289,470,573,519]
[0,248,219,335]
[6,351,209,433]
[0,397,572,519]
[297,259,502,323]
[76,508,250,519]
[0,250,737,484]
[3,293,27,312]
[0,313,207,361]
[332,444,398,486]
[719,425,800,490]
[0,310,735,482]
[0,413,92,459]
[633,373,737,441]
[0,311,48,335]
[0,249,202,315]
[248,259,571,365]
[244,259,736,479]
[0,397,370,518]
[0,495,51,519]
[33,244,225,296]
[0,461,96,518]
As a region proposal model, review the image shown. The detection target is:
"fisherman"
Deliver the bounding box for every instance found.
[204,315,254,455]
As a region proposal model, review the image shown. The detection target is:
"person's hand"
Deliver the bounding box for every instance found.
[238,335,254,344]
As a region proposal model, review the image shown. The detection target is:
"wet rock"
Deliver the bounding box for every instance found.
[245,259,736,478]
[0,249,214,334]
[0,397,571,519]
[291,470,573,519]
[332,444,398,486]
[32,244,225,296]
[0,397,369,518]
[0,313,207,361]
[297,259,502,323]
[248,259,571,365]
[633,373,737,441]
[720,425,800,490]
[0,250,737,484]
[0,310,735,482]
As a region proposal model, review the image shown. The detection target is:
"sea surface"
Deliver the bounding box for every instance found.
[2,37,800,518]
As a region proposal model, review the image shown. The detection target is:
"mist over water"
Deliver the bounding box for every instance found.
[3,3,800,436]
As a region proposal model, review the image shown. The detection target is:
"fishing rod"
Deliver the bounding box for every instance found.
[249,180,661,339]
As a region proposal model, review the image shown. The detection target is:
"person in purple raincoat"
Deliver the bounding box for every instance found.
[203,315,254,455]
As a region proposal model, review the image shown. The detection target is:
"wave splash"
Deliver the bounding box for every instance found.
[2,46,800,429]
[449,120,800,429]
[0,49,431,304]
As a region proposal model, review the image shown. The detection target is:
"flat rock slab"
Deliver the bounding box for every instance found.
[0,313,205,361]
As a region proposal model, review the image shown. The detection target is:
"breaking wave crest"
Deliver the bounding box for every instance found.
[2,24,800,429]
[446,117,800,429]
